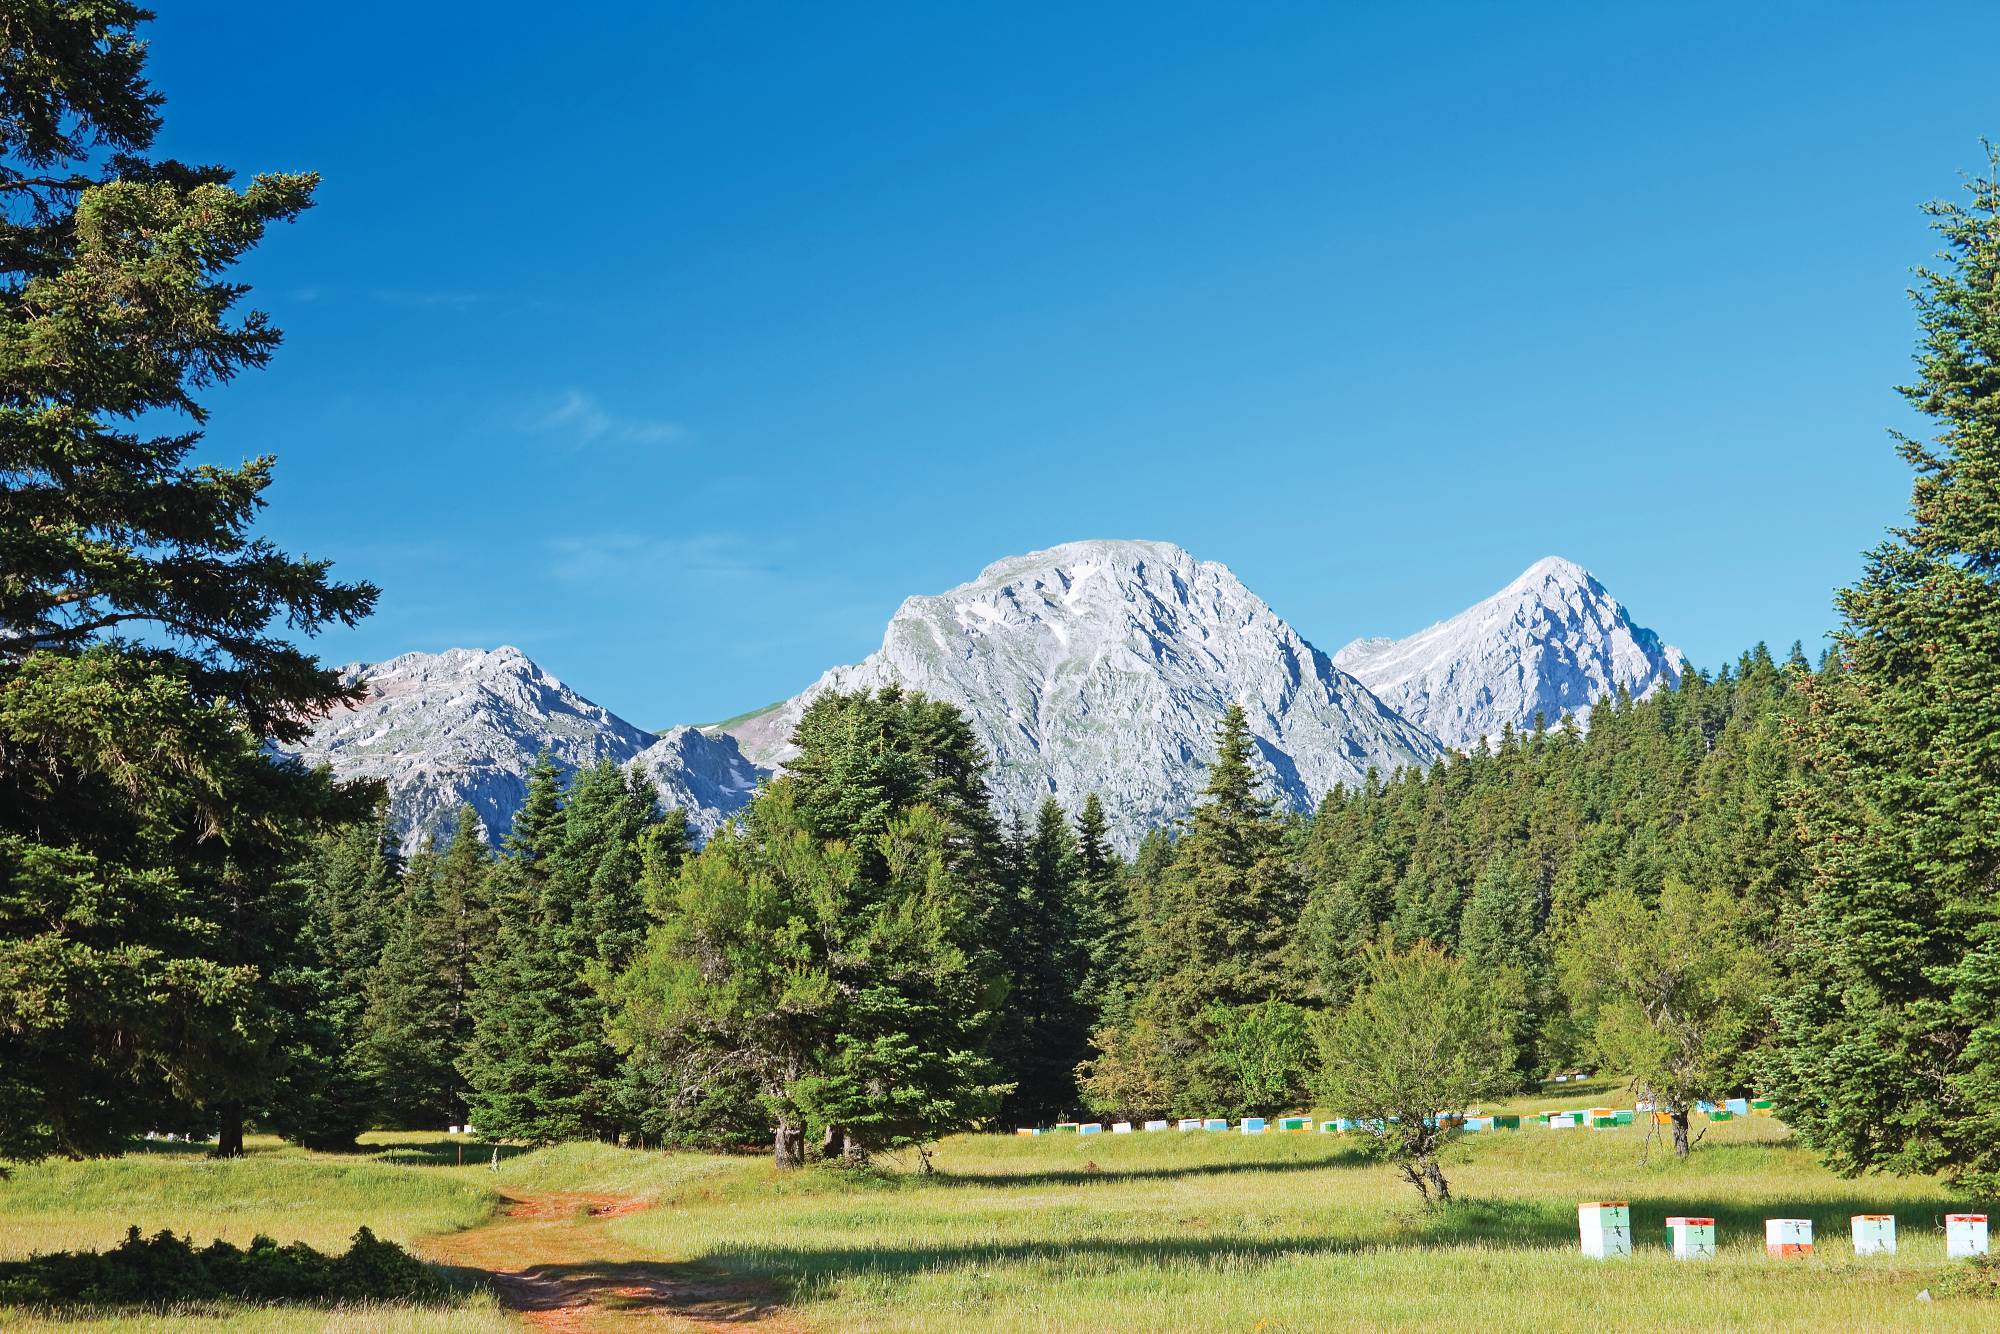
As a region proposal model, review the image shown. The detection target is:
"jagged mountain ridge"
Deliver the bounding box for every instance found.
[285,646,765,850]
[724,539,1444,848]
[1333,556,1685,751]
[290,547,1685,856]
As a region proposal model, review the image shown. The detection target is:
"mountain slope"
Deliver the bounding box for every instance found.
[725,539,1442,847]
[288,646,763,848]
[1333,556,1684,751]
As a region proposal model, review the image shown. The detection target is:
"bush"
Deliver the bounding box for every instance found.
[0,1225,454,1308]
[1932,1253,2000,1301]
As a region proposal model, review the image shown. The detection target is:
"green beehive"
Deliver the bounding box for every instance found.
[1613,1111,1634,1126]
[1278,1116,1308,1132]
[1533,1113,1550,1124]
[1708,1109,1734,1122]
[1592,1115,1617,1129]
[1494,1115,1521,1130]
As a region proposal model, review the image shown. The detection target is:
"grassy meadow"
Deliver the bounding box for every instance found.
[1,1079,1995,1330]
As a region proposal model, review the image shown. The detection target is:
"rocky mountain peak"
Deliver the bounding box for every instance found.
[1333,556,1683,751]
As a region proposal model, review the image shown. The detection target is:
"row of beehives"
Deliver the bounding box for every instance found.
[1579,1204,1990,1259]
[1015,1099,1774,1137]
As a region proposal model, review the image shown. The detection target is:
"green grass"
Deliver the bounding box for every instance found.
[0,1133,499,1257]
[0,1133,514,1332]
[693,699,784,731]
[4,1086,1998,1330]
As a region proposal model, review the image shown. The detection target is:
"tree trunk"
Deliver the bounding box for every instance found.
[1398,1161,1432,1206]
[774,1121,805,1169]
[1672,1110,1691,1158]
[820,1125,843,1160]
[214,1103,245,1158]
[1423,1159,1451,1205]
[841,1131,866,1167]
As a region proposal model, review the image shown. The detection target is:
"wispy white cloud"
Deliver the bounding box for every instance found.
[370,287,486,309]
[531,390,684,451]
[546,533,776,585]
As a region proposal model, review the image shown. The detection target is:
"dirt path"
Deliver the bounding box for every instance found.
[422,1191,806,1332]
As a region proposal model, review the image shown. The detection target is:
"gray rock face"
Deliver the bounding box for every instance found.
[632,726,767,842]
[1333,556,1684,752]
[724,539,1443,848]
[287,646,764,849]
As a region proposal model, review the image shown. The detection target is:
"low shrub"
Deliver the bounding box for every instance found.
[0,1225,454,1308]
[1932,1252,2000,1301]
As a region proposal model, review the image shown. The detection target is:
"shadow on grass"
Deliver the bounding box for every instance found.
[932,1151,1370,1189]
[368,1140,534,1168]
[474,1257,789,1322]
[529,1189,2000,1301]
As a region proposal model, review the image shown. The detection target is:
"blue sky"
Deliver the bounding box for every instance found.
[155,3,1994,726]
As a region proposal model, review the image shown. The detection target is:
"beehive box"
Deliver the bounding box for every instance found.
[1110,1122,1133,1134]
[1725,1097,1750,1116]
[1240,1117,1266,1134]
[1948,1214,1989,1258]
[1851,1214,1895,1256]
[1053,1122,1079,1134]
[1579,1202,1632,1258]
[1014,1127,1040,1137]
[1177,1118,1202,1131]
[1202,1117,1228,1131]
[1078,1122,1103,1136]
[1143,1119,1169,1132]
[1765,1218,1813,1258]
[1319,1119,1340,1133]
[1666,1216,1716,1260]
[1278,1116,1308,1132]
[1492,1115,1521,1130]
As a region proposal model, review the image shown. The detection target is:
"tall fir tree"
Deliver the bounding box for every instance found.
[615,689,1005,1167]
[991,798,1093,1122]
[0,3,376,1161]
[1071,793,1131,1029]
[359,808,492,1127]
[1081,705,1306,1116]
[464,761,677,1144]
[1769,151,2000,1188]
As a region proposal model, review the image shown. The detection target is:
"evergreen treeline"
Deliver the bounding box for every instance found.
[11,3,2000,1199]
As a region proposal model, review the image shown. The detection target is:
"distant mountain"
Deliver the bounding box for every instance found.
[287,646,764,849]
[291,552,1685,855]
[1333,556,1684,751]
[724,539,1442,848]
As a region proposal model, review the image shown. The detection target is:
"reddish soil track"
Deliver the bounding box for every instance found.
[422,1192,806,1332]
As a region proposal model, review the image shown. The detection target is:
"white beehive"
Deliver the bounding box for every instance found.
[1666,1216,1715,1260]
[1578,1202,1632,1259]
[1850,1214,1895,1256]
[1948,1213,1989,1258]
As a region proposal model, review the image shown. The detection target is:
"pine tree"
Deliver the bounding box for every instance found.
[0,4,376,1161]
[260,811,403,1149]
[1072,794,1131,1027]
[991,799,1092,1122]
[464,761,672,1144]
[359,808,492,1127]
[1081,705,1306,1116]
[1770,150,2000,1188]
[615,690,1005,1167]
